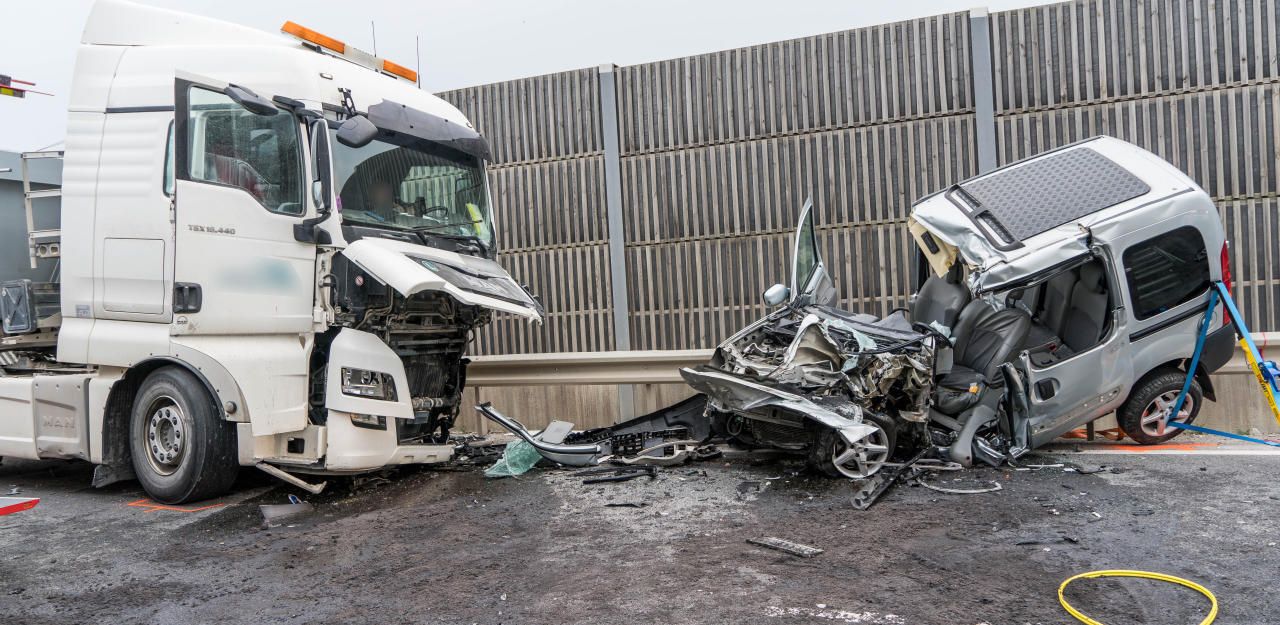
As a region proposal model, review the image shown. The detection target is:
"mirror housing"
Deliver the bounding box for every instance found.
[763,283,790,306]
[223,84,278,116]
[336,115,378,148]
[311,180,327,211]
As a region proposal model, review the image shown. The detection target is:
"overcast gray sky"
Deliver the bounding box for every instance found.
[1,0,1054,152]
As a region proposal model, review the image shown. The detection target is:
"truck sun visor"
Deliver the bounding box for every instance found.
[366,100,492,161]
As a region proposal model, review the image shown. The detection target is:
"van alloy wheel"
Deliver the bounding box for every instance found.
[829,425,891,479]
[1140,390,1195,438]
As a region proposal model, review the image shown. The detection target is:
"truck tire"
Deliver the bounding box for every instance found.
[129,367,238,503]
[1117,370,1202,445]
[808,411,896,479]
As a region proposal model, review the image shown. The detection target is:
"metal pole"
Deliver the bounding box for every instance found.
[597,63,635,420]
[21,154,35,269]
[969,7,998,174]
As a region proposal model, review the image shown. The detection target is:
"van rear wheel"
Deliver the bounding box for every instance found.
[1118,371,1202,445]
[129,367,238,503]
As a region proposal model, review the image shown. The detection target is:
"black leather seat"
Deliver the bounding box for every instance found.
[935,300,1031,415]
[911,271,970,332]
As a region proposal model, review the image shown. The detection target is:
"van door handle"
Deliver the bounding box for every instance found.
[173,282,202,314]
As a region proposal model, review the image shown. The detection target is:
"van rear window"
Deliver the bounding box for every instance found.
[1122,226,1210,320]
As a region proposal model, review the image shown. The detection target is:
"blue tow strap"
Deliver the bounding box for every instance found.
[1165,281,1280,447]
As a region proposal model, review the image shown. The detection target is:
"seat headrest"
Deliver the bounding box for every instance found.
[1078,263,1105,292]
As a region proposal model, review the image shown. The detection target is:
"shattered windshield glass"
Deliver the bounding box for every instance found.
[331,131,494,247]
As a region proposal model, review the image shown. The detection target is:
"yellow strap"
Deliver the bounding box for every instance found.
[1238,338,1280,427]
[1058,569,1218,625]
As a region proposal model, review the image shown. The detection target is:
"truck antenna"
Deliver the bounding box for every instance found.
[415,35,422,88]
[370,21,377,56]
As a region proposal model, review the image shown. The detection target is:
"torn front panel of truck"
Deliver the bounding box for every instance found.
[339,237,543,321]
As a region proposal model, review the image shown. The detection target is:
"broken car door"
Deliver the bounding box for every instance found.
[791,199,836,308]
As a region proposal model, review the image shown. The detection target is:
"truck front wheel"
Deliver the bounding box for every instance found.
[129,367,238,503]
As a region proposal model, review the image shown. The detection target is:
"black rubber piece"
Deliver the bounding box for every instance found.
[129,367,239,503]
[1117,370,1203,445]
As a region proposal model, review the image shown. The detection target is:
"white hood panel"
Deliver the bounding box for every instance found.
[341,238,543,322]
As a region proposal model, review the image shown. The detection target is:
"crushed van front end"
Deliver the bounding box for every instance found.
[683,306,937,478]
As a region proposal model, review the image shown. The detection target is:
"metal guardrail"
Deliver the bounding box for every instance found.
[467,332,1280,387]
[468,349,712,386]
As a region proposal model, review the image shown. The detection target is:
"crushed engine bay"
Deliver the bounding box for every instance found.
[681,306,938,479]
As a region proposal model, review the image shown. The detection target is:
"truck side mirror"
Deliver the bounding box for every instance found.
[336,116,377,148]
[308,119,333,215]
[223,83,278,116]
[763,283,790,306]
[311,180,326,211]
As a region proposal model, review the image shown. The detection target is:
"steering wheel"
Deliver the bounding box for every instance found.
[421,206,451,218]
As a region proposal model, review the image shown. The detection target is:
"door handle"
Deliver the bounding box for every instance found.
[173,282,202,314]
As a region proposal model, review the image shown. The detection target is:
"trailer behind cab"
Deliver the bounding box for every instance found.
[0,0,543,503]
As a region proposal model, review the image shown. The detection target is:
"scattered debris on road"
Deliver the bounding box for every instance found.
[259,494,313,528]
[0,496,39,515]
[747,536,824,558]
[575,465,658,485]
[913,477,1003,495]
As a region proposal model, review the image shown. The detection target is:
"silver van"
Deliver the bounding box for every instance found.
[681,136,1236,477]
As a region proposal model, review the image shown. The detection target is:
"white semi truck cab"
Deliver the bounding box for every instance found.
[0,0,543,503]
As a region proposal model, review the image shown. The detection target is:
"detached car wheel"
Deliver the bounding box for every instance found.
[130,367,239,504]
[809,412,896,479]
[1118,371,1202,445]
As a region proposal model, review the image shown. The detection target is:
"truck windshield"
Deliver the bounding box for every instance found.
[331,131,493,246]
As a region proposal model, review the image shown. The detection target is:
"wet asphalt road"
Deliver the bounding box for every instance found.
[1,442,1277,625]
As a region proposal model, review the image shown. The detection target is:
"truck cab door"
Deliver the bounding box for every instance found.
[172,74,316,335]
[791,198,836,308]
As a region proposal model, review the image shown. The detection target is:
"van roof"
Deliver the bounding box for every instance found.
[910,136,1216,293]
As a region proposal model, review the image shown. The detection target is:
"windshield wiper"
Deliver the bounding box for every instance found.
[411,220,484,233]
[414,226,489,254]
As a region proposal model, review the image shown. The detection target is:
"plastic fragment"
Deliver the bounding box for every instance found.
[485,440,542,478]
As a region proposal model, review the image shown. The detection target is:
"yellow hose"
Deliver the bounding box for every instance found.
[1058,570,1218,625]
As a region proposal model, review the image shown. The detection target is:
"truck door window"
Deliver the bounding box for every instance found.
[1122,226,1210,320]
[185,86,304,215]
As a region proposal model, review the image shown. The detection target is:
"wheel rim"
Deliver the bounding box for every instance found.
[830,424,891,479]
[1139,390,1194,438]
[144,396,186,476]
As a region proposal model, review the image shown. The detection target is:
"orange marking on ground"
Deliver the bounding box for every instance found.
[1100,442,1217,453]
[126,498,224,513]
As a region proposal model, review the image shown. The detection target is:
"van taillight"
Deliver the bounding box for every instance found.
[1221,242,1233,326]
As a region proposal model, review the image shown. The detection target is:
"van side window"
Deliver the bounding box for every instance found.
[186,86,303,215]
[163,121,175,196]
[1122,226,1210,320]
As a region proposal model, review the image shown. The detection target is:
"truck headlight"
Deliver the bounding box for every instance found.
[340,367,398,401]
[349,414,387,430]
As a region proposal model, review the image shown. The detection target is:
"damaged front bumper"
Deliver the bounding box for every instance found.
[475,403,603,466]
[477,395,718,469]
[679,367,879,447]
